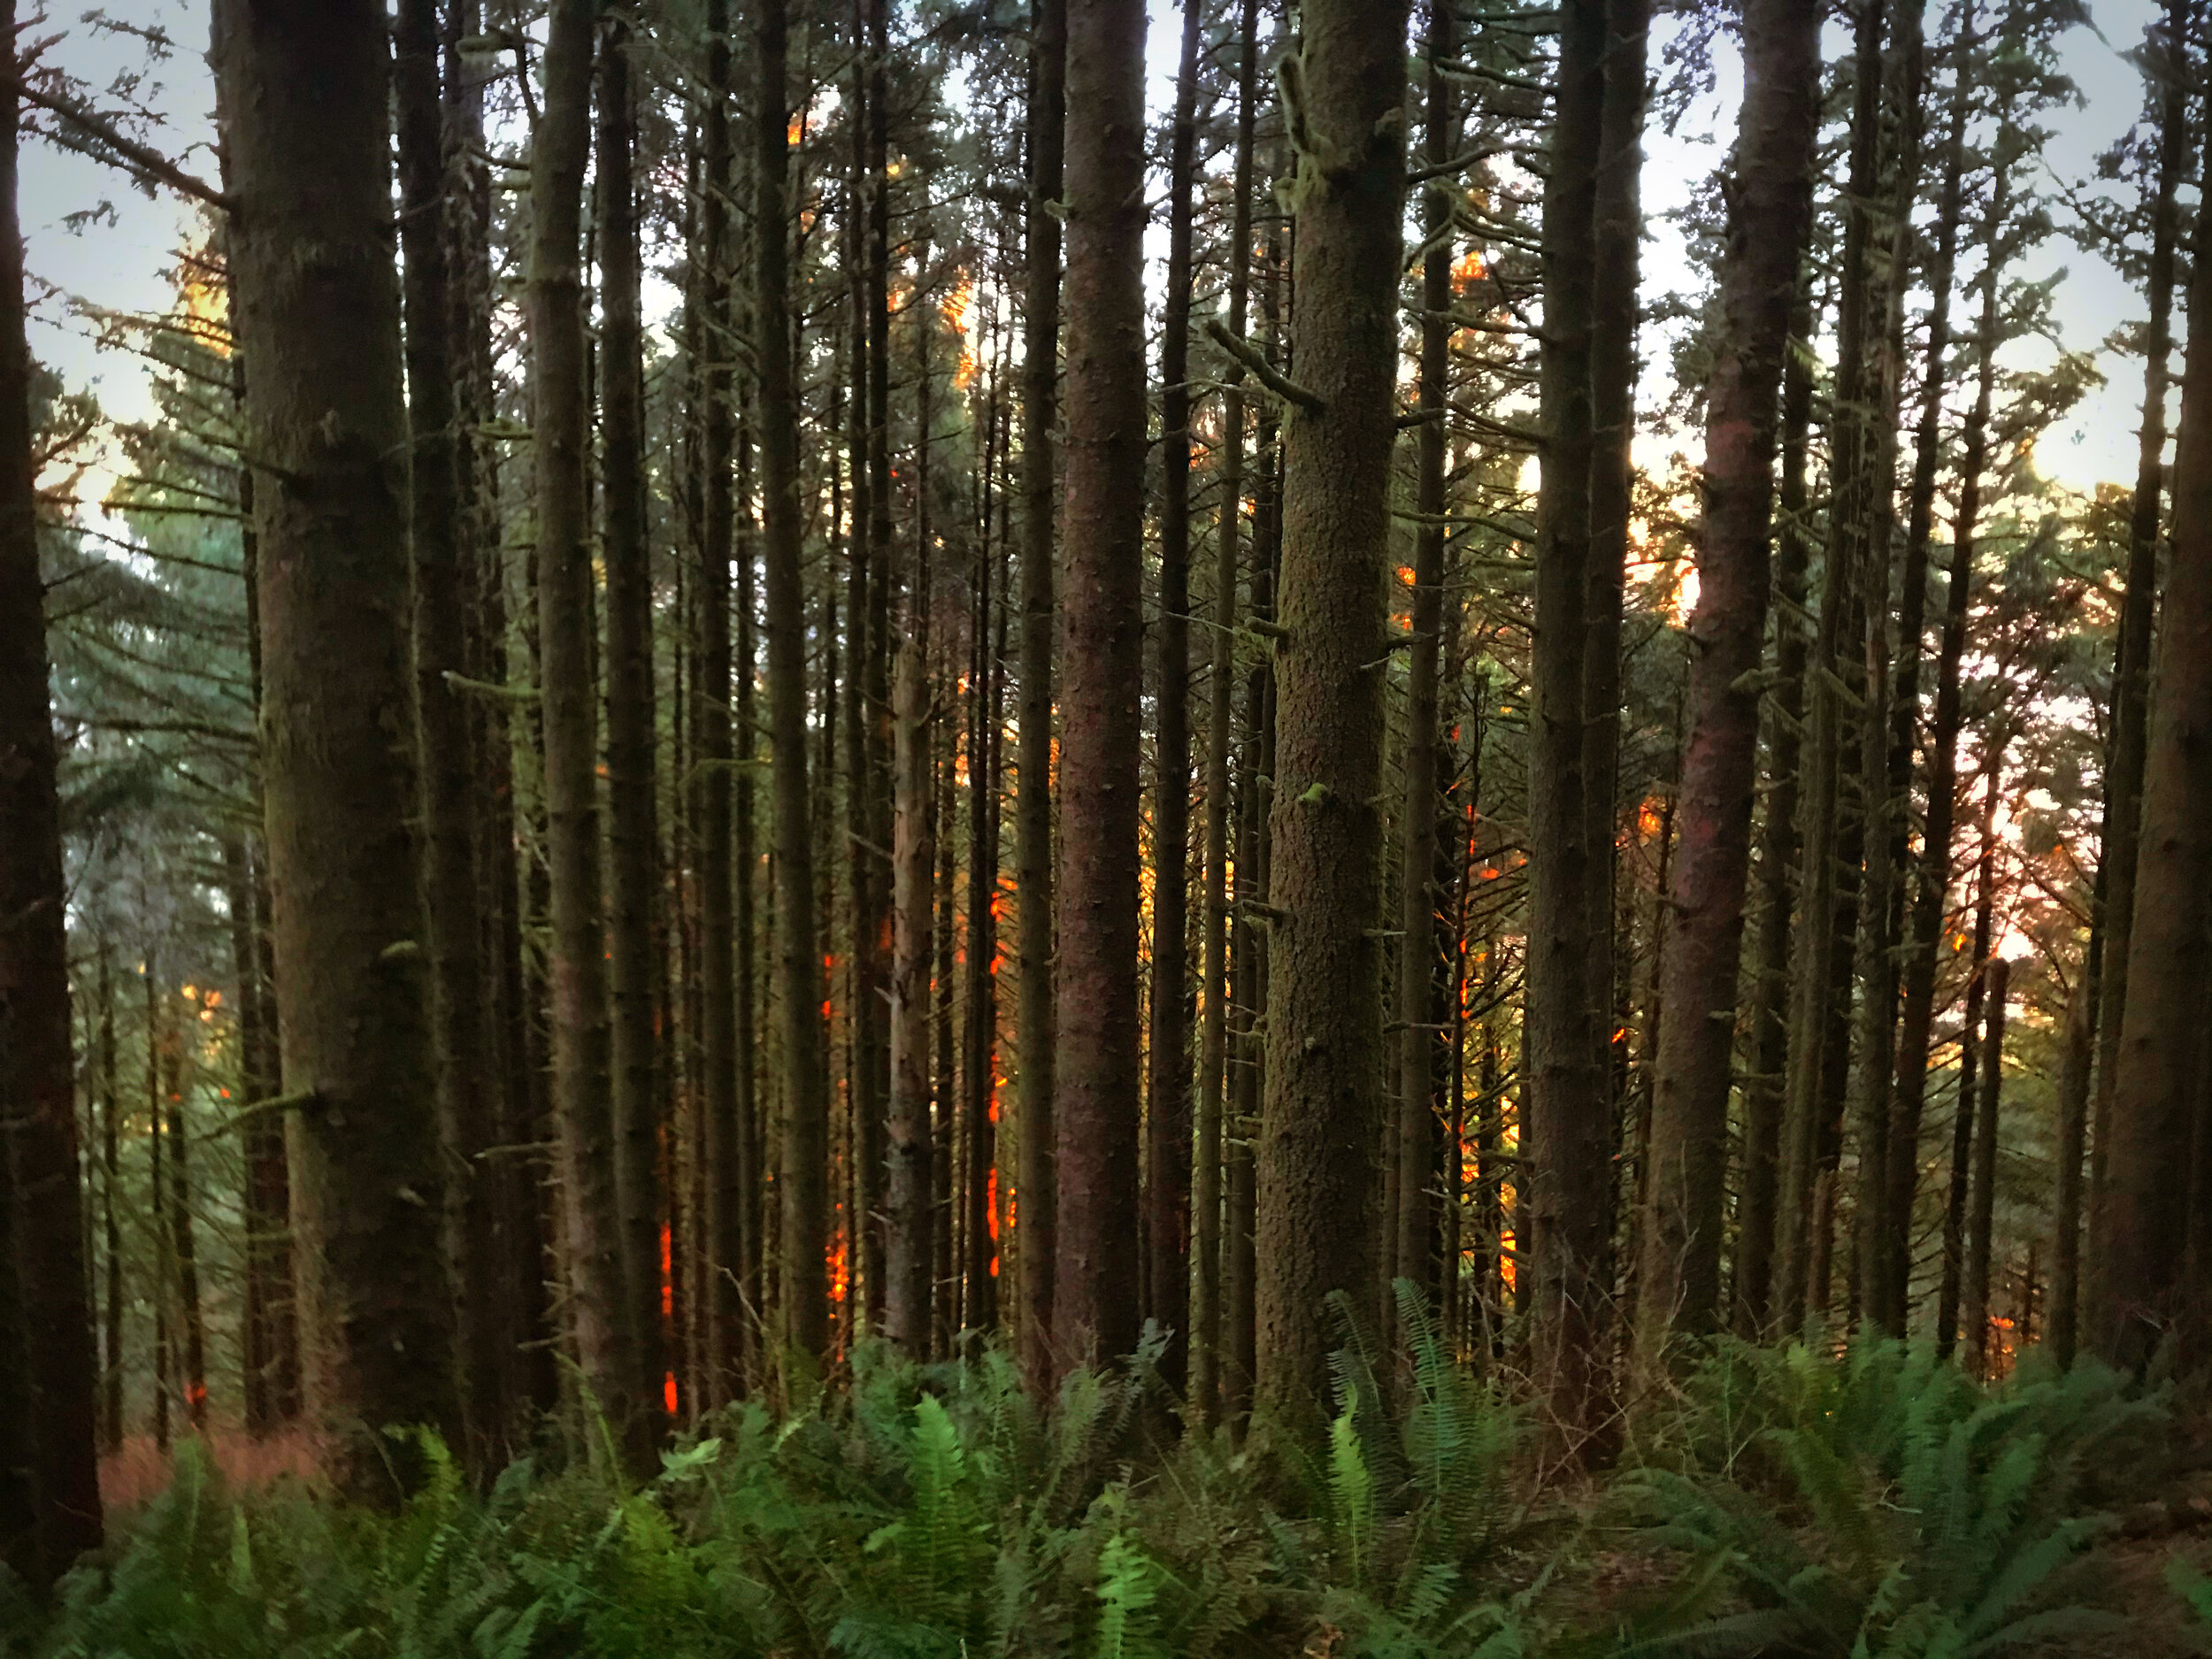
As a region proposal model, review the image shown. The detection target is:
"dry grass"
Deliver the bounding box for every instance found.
[99,1425,326,1512]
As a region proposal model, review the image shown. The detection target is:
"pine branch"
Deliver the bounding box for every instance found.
[1202,317,1323,412]
[12,79,232,212]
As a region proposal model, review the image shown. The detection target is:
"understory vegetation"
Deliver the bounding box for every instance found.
[8,1302,2200,1659]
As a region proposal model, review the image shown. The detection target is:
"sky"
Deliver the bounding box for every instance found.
[19,0,2185,511]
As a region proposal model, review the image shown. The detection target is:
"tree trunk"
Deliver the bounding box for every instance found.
[1773,0,1885,1330]
[1732,280,1816,1333]
[213,0,459,1500]
[1397,0,1462,1311]
[1226,263,1282,1425]
[1194,0,1260,1422]
[0,0,100,1567]
[163,1033,206,1430]
[1526,0,1614,1437]
[1850,4,1924,1336]
[885,557,936,1356]
[1964,956,2008,1378]
[1146,0,1202,1394]
[1581,0,1647,1316]
[695,0,745,1404]
[534,0,644,1466]
[597,8,667,1429]
[963,537,1004,1341]
[1052,0,1149,1376]
[397,0,503,1470]
[1936,765,2000,1356]
[1635,0,1820,1354]
[1882,56,1971,1332]
[757,0,834,1367]
[97,946,123,1452]
[1016,0,1065,1393]
[2092,0,2191,1269]
[2050,972,2091,1366]
[2093,135,2212,1371]
[1254,0,1409,1423]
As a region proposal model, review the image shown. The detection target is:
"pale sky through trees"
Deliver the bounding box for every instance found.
[20,0,2177,511]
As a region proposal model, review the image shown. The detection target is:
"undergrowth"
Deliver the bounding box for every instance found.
[3,1294,2185,1659]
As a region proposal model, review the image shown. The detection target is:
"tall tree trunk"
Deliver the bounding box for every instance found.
[2093,132,2212,1370]
[1398,0,1461,1310]
[149,969,170,1455]
[163,1034,206,1430]
[1052,0,1149,1375]
[597,9,667,1429]
[1195,0,1261,1422]
[962,538,1004,1340]
[1773,0,1885,1329]
[1255,0,1409,1422]
[97,947,122,1452]
[2050,971,2091,1366]
[397,0,503,1470]
[1936,766,2000,1356]
[1226,265,1282,1424]
[529,0,646,1468]
[1582,0,1647,1303]
[213,0,459,1501]
[1146,0,1202,1394]
[1964,955,2009,1378]
[446,0,540,1437]
[757,0,834,1367]
[225,836,273,1429]
[1732,280,1816,1332]
[0,0,100,1577]
[1850,4,1924,1337]
[695,0,745,1404]
[1526,0,1615,1434]
[1636,0,1819,1354]
[1016,0,1066,1396]
[885,524,936,1356]
[2092,0,2191,1263]
[1882,54,1971,1330]
[0,0,100,1568]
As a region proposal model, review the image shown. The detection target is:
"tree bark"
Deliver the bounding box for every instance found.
[1254,0,1409,1424]
[213,0,460,1501]
[757,0,834,1368]
[1849,4,1924,1337]
[1146,0,1202,1394]
[1194,0,1260,1422]
[2093,132,2212,1371]
[2050,971,2091,1366]
[886,529,936,1356]
[1398,0,1462,1312]
[1052,0,1149,1376]
[962,534,1004,1340]
[1016,0,1066,1394]
[1731,279,1815,1333]
[2092,0,2191,1267]
[695,0,745,1404]
[97,945,123,1452]
[397,0,503,1471]
[1773,0,1885,1330]
[0,0,100,1563]
[596,8,667,1429]
[529,0,648,1469]
[1525,0,1615,1435]
[1635,0,1819,1355]
[1882,55,1971,1331]
[1936,766,2000,1356]
[1964,956,2008,1379]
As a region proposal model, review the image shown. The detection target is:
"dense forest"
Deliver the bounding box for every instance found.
[3,0,2212,1649]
